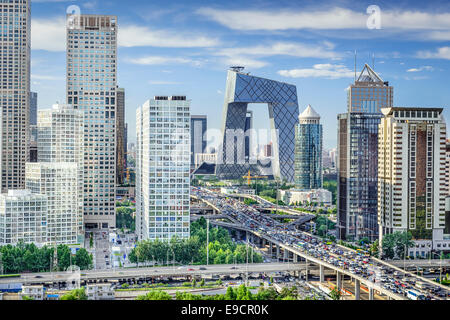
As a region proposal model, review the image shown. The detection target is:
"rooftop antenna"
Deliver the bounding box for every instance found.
[372,53,375,70]
[354,50,357,82]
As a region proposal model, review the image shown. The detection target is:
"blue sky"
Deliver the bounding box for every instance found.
[30,0,450,149]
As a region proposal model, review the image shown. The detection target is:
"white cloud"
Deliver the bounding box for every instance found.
[31,74,64,81]
[406,66,433,72]
[148,80,181,85]
[119,25,219,48]
[417,47,450,60]
[31,17,220,52]
[215,42,340,59]
[278,64,354,79]
[219,56,268,69]
[125,56,203,66]
[197,7,450,32]
[31,17,66,51]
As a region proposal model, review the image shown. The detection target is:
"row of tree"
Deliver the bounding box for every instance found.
[0,242,93,273]
[129,217,263,265]
[137,284,298,300]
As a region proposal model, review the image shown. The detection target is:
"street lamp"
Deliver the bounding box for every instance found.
[430,251,443,285]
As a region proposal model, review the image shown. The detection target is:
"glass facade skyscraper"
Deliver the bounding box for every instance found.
[0,0,30,193]
[337,64,393,241]
[190,115,207,169]
[294,105,323,190]
[136,96,190,241]
[66,14,117,230]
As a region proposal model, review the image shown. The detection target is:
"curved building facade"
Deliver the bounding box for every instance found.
[215,69,299,182]
[294,105,323,189]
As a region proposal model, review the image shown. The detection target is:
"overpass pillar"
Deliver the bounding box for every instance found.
[336,271,342,290]
[369,287,374,300]
[283,248,288,261]
[293,254,298,263]
[276,245,280,261]
[305,259,309,281]
[354,279,360,300]
[319,265,324,283]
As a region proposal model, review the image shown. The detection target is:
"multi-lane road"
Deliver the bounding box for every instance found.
[2,263,304,285]
[191,187,450,300]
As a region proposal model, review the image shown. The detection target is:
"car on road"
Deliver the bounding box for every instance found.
[187,268,195,271]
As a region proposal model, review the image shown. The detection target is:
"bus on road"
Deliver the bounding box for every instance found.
[406,290,426,300]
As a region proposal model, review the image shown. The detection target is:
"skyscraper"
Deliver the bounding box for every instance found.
[66,14,117,230]
[30,91,37,125]
[136,96,190,241]
[190,115,207,169]
[116,87,125,185]
[337,64,393,241]
[294,105,323,190]
[378,107,449,257]
[0,0,31,193]
[36,104,84,235]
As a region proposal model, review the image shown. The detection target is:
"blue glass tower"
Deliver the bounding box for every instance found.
[294,105,323,190]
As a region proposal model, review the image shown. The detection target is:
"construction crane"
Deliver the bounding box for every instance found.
[242,170,267,186]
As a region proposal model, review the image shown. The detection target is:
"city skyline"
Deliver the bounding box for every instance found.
[29,0,450,149]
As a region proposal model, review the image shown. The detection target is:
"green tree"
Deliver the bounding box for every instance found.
[75,248,92,270]
[60,288,87,300]
[225,286,236,300]
[329,287,341,300]
[136,290,172,300]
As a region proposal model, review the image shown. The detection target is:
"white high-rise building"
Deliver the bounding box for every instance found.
[378,107,449,257]
[66,14,117,230]
[0,0,31,192]
[36,104,84,235]
[136,96,191,241]
[0,190,47,246]
[25,163,78,245]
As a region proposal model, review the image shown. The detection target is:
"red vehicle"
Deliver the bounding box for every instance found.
[187,268,195,271]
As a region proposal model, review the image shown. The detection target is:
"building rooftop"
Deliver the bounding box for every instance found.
[299,105,320,120]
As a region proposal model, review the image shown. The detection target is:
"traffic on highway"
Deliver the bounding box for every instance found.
[191,187,450,300]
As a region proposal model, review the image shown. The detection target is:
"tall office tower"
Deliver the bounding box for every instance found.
[136,96,190,241]
[29,125,37,162]
[116,87,125,185]
[67,14,117,230]
[294,105,323,190]
[30,91,37,125]
[329,148,337,168]
[190,115,207,169]
[25,163,78,245]
[446,139,450,195]
[36,103,84,235]
[264,142,273,158]
[0,190,47,246]
[337,64,393,241]
[124,123,128,169]
[378,107,449,257]
[0,0,31,193]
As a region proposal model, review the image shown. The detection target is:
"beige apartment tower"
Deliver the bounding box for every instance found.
[0,0,31,192]
[66,14,117,230]
[378,107,449,257]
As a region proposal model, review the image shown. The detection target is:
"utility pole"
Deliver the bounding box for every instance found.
[0,252,3,275]
[206,218,209,266]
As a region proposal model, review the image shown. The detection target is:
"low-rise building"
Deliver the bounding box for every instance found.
[86,283,115,300]
[20,285,45,300]
[278,189,332,206]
